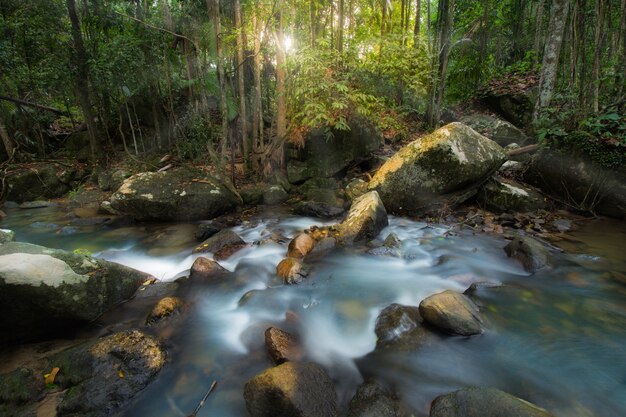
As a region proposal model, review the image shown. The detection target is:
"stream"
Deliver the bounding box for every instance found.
[2,204,626,417]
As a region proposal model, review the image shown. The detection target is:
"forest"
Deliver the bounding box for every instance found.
[0,1,625,417]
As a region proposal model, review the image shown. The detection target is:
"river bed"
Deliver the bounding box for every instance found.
[1,204,625,417]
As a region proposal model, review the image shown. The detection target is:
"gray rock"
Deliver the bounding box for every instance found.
[345,178,369,201]
[504,235,551,273]
[18,200,54,209]
[195,221,225,241]
[347,380,399,417]
[419,290,483,336]
[477,176,546,213]
[244,362,338,417]
[368,123,506,215]
[54,330,166,417]
[263,185,289,205]
[192,230,245,254]
[110,167,239,221]
[375,304,431,351]
[0,229,15,244]
[293,201,344,218]
[0,242,147,345]
[461,113,528,147]
[6,165,69,203]
[338,191,388,244]
[429,387,554,417]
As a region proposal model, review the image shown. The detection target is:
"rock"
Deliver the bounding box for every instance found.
[277,258,308,284]
[109,167,239,221]
[265,327,302,365]
[243,362,338,417]
[214,243,247,260]
[461,113,528,147]
[97,169,131,192]
[338,191,388,244]
[241,186,265,205]
[286,117,382,184]
[0,242,147,345]
[287,233,316,258]
[524,148,626,219]
[293,201,344,218]
[310,237,337,256]
[0,229,15,243]
[0,368,45,417]
[195,221,226,241]
[504,235,551,273]
[146,296,185,325]
[368,123,506,214]
[369,233,402,257]
[551,219,572,233]
[189,257,228,280]
[98,200,118,215]
[345,178,369,201]
[347,380,399,417]
[477,176,546,213]
[419,290,483,336]
[263,185,289,205]
[193,229,245,254]
[375,304,431,351]
[6,165,70,203]
[53,330,166,417]
[498,160,525,176]
[429,387,554,417]
[18,200,54,209]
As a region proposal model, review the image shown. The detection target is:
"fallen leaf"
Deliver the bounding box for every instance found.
[44,367,60,385]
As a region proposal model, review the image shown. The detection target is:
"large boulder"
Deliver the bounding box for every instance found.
[0,242,148,345]
[477,177,546,213]
[6,165,70,203]
[429,387,554,417]
[244,362,338,417]
[53,330,166,417]
[110,167,239,221]
[419,290,483,336]
[461,113,528,147]
[338,191,388,244]
[368,123,506,215]
[524,148,626,219]
[286,118,383,184]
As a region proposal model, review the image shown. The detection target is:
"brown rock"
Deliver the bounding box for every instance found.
[419,290,483,336]
[146,296,185,325]
[287,233,316,259]
[276,258,308,284]
[264,327,303,365]
[214,243,248,260]
[189,257,228,281]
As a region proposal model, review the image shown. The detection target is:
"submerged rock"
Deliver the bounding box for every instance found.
[146,296,185,325]
[287,233,316,259]
[193,229,245,254]
[375,304,432,351]
[477,177,546,213]
[419,290,483,336]
[53,330,166,417]
[338,191,388,244]
[429,387,554,417]
[504,235,551,273]
[347,380,400,417]
[110,167,239,221]
[244,362,338,417]
[265,327,302,365]
[0,242,147,345]
[368,123,506,215]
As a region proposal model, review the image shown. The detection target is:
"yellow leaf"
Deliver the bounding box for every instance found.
[44,367,60,385]
[118,370,124,378]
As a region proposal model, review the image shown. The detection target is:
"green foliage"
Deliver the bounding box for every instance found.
[176,113,218,161]
[73,248,92,256]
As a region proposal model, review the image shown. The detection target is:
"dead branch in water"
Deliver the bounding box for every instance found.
[187,380,217,417]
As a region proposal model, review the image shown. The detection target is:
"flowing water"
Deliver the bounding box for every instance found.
[2,204,626,417]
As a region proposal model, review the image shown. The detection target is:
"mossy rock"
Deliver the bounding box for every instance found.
[6,165,69,203]
[477,177,546,213]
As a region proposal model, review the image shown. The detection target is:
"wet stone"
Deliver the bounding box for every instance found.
[264,327,303,365]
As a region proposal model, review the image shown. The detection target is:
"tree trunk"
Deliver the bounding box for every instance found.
[618,0,626,97]
[310,0,317,46]
[337,0,344,52]
[425,0,455,127]
[252,9,263,156]
[275,9,287,143]
[208,0,229,160]
[0,119,15,160]
[590,0,605,113]
[235,0,250,172]
[66,0,100,158]
[532,0,570,121]
[413,0,421,46]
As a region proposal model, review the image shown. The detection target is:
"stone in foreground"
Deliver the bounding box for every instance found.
[338,191,388,244]
[110,167,239,221]
[368,123,506,214]
[375,303,432,351]
[244,362,338,417]
[265,327,303,365]
[429,387,554,417]
[419,290,483,336]
[287,233,316,258]
[0,242,147,345]
[347,380,400,417]
[189,256,228,280]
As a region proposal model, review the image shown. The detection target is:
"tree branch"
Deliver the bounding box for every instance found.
[0,95,68,115]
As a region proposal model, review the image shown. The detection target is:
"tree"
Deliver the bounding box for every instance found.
[234,0,250,172]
